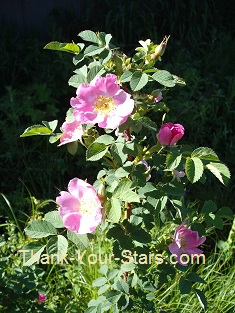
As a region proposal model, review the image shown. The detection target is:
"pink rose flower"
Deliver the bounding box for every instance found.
[56,178,102,234]
[58,120,84,146]
[137,160,151,181]
[71,74,134,129]
[168,223,206,266]
[157,122,184,146]
[35,293,47,302]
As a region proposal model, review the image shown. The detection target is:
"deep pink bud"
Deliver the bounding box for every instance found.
[157,122,184,146]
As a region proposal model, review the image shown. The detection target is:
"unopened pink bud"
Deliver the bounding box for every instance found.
[157,122,184,146]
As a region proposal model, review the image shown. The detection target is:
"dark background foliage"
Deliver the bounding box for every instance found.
[0,0,234,221]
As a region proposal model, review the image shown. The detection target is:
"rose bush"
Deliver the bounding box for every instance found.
[21,30,232,312]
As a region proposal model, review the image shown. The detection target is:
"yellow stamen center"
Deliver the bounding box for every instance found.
[94,95,115,115]
[80,196,98,215]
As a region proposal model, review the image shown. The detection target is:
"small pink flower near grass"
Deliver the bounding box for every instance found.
[157,122,184,146]
[168,223,206,266]
[58,120,84,146]
[71,74,134,129]
[56,178,102,234]
[35,293,47,302]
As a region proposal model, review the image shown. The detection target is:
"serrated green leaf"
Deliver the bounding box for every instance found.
[130,72,148,91]
[106,290,122,303]
[84,306,97,313]
[206,162,230,185]
[120,71,133,82]
[217,206,233,220]
[166,152,182,170]
[98,284,110,295]
[20,242,46,266]
[92,277,107,287]
[84,45,105,56]
[179,277,192,294]
[44,41,80,54]
[172,74,186,86]
[110,143,127,165]
[49,133,61,144]
[95,135,115,145]
[194,288,207,310]
[87,65,106,82]
[100,49,112,65]
[120,262,135,272]
[46,235,68,263]
[42,120,58,132]
[191,147,220,161]
[187,272,206,284]
[107,197,122,223]
[20,125,53,137]
[185,157,204,183]
[68,74,87,88]
[116,279,129,293]
[86,142,109,161]
[67,231,89,249]
[201,200,217,214]
[152,70,175,87]
[134,116,158,131]
[98,264,109,275]
[78,30,98,43]
[44,211,64,228]
[107,269,120,280]
[25,220,57,238]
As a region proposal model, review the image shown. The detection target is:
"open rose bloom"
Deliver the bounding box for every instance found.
[56,178,102,234]
[168,223,206,266]
[157,122,184,146]
[71,74,134,129]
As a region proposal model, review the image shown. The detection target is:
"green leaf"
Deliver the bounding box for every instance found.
[179,277,192,294]
[201,200,217,214]
[25,220,57,238]
[152,70,176,87]
[86,142,109,161]
[185,157,204,183]
[107,269,120,280]
[95,135,115,145]
[84,306,97,313]
[130,72,148,91]
[113,180,140,203]
[166,152,182,170]
[42,120,58,132]
[106,290,122,303]
[107,197,122,223]
[78,30,98,43]
[217,206,233,220]
[46,235,68,263]
[44,41,81,54]
[84,45,105,56]
[120,262,135,272]
[20,125,53,137]
[110,143,127,165]
[187,272,206,284]
[100,49,112,65]
[191,147,220,161]
[98,264,109,275]
[20,242,46,266]
[67,231,89,249]
[68,74,87,88]
[194,288,207,310]
[120,71,133,82]
[206,162,230,185]
[87,65,106,82]
[44,211,64,228]
[98,284,110,295]
[92,277,107,287]
[134,116,158,131]
[116,279,129,293]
